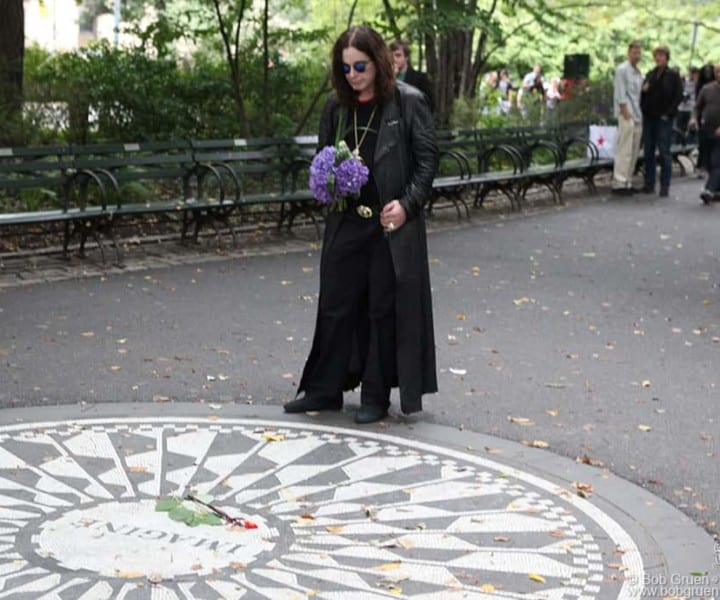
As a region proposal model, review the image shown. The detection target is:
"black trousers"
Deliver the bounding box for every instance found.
[304,212,397,406]
[707,135,720,193]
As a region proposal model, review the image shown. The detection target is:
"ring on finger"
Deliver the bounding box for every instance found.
[388,222,395,231]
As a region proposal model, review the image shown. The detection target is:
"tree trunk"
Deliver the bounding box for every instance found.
[262,0,270,135]
[0,0,24,144]
[212,0,250,138]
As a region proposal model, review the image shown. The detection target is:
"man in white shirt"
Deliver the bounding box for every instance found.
[517,64,545,116]
[612,41,644,195]
[522,64,544,90]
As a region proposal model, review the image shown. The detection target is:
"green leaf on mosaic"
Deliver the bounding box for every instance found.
[185,513,203,527]
[155,497,181,512]
[196,512,223,526]
[168,505,194,523]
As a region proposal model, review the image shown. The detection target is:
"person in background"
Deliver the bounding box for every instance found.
[517,65,546,117]
[498,68,515,114]
[389,39,434,113]
[522,64,544,91]
[676,66,699,140]
[612,41,644,196]
[695,63,717,174]
[691,63,720,203]
[483,70,499,90]
[639,45,683,197]
[545,76,563,113]
[479,70,500,114]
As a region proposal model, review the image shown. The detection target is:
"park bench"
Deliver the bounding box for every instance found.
[66,140,222,262]
[0,144,117,258]
[431,122,604,212]
[0,122,697,264]
[189,136,319,237]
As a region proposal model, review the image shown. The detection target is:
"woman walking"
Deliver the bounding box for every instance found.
[284,25,438,424]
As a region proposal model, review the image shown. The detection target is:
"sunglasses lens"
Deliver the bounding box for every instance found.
[342,62,369,74]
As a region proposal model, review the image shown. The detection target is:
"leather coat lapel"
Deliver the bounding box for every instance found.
[373,96,402,165]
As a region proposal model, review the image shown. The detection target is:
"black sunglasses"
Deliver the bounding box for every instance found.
[342,61,371,74]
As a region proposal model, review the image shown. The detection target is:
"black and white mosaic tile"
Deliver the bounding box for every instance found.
[0,418,643,599]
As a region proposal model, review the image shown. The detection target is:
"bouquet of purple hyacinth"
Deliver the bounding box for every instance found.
[309,140,369,211]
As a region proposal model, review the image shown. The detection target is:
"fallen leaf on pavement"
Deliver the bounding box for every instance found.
[373,562,402,571]
[529,573,546,583]
[638,424,652,432]
[577,454,605,467]
[573,481,593,497]
[508,416,535,426]
[325,526,345,534]
[525,440,549,448]
[513,297,534,306]
[116,570,144,579]
[264,433,285,442]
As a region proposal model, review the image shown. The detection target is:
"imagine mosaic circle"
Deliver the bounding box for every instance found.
[0,418,644,599]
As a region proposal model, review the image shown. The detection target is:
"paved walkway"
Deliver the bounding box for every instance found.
[0,178,719,598]
[0,402,715,599]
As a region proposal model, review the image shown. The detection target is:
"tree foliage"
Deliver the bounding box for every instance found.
[5,0,719,143]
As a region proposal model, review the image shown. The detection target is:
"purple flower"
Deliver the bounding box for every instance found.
[309,146,336,205]
[308,145,369,206]
[334,158,369,196]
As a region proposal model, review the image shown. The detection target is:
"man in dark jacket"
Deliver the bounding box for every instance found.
[390,40,434,113]
[640,45,684,197]
[691,63,720,203]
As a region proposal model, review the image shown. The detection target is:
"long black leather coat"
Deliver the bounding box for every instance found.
[298,81,439,414]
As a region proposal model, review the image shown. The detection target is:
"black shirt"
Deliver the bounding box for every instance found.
[641,67,684,118]
[344,99,380,208]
